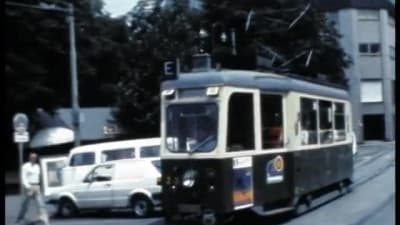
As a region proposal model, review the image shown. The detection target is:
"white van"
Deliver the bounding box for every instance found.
[47,159,161,218]
[41,137,160,197]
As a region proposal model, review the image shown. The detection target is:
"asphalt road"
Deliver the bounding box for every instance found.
[5,141,395,225]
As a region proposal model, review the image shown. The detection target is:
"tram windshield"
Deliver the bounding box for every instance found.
[166,103,218,153]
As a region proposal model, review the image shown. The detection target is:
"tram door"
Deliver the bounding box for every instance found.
[227,93,256,209]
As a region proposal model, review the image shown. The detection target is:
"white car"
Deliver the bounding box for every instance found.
[47,159,161,218]
[62,137,160,186]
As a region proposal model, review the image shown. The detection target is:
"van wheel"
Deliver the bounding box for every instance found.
[131,196,153,217]
[57,198,78,218]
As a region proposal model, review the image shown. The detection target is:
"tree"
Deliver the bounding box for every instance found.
[5,0,130,122]
[113,3,201,138]
[201,0,351,84]
[5,0,132,169]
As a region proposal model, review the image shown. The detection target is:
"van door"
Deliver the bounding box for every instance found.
[40,156,68,197]
[74,164,114,208]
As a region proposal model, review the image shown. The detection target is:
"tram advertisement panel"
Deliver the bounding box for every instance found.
[232,156,254,210]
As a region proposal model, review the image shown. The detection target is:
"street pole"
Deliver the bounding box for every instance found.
[18,143,24,195]
[66,4,81,147]
[6,1,81,147]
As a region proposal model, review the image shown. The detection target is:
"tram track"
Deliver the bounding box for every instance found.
[354,148,393,169]
[279,147,395,225]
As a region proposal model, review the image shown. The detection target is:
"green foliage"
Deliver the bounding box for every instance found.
[5,0,129,132]
[113,3,201,138]
[202,0,351,83]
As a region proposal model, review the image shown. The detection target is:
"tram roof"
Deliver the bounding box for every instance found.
[162,70,349,100]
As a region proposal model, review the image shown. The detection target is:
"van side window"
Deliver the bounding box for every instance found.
[319,100,333,144]
[300,98,318,145]
[89,165,114,181]
[227,93,255,151]
[261,94,284,149]
[140,145,160,158]
[70,153,95,166]
[101,148,135,162]
[334,102,346,141]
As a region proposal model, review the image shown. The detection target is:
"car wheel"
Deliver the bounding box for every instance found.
[131,196,153,217]
[57,198,78,218]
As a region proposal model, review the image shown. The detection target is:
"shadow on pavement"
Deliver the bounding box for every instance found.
[50,210,163,220]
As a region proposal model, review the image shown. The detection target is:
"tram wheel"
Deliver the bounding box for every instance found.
[338,181,346,195]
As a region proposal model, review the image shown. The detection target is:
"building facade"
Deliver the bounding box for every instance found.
[320,0,395,142]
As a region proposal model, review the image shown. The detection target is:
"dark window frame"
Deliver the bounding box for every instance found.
[227,92,255,152]
[260,93,284,149]
[300,97,318,145]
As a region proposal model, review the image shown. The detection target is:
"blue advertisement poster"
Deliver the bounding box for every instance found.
[232,157,253,210]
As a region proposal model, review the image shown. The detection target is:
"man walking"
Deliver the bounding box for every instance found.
[15,152,50,225]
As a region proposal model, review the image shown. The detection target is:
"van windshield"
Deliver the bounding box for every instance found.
[166,103,218,153]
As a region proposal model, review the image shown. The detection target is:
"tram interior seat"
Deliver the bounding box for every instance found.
[263,127,283,148]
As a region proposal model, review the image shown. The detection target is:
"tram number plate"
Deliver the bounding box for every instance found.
[177,204,201,213]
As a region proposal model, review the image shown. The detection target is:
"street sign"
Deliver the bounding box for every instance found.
[13,113,29,132]
[162,60,178,80]
[14,131,29,143]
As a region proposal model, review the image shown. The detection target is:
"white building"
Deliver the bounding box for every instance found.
[319,0,395,142]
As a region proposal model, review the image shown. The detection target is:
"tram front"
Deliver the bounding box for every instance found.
[160,70,254,225]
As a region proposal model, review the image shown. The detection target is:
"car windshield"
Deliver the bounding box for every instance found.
[166,103,218,153]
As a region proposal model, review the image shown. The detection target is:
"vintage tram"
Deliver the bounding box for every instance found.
[159,58,354,225]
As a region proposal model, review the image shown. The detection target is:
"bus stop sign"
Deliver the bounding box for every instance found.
[13,113,29,132]
[13,113,29,143]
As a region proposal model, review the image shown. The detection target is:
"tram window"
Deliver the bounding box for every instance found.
[227,93,255,151]
[334,102,346,141]
[300,98,318,145]
[261,94,283,149]
[319,100,333,144]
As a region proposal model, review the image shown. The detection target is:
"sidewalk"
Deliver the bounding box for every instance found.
[5,195,57,225]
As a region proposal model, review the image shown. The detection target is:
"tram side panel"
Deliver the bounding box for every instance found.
[292,144,353,198]
[252,153,294,209]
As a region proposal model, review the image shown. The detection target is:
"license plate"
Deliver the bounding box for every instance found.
[177,204,201,213]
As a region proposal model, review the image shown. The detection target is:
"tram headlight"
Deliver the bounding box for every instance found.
[206,86,220,96]
[182,169,197,188]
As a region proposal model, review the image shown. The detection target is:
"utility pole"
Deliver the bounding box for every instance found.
[6,1,81,146]
[66,4,81,146]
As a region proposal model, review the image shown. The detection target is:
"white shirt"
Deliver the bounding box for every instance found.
[21,162,41,189]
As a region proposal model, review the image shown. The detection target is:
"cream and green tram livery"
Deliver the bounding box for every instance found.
[160,69,354,225]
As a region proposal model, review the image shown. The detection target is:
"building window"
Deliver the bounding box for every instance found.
[300,98,318,145]
[261,94,283,149]
[227,93,255,151]
[361,81,383,103]
[357,10,379,20]
[359,43,381,55]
